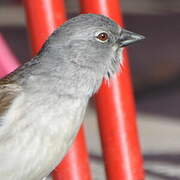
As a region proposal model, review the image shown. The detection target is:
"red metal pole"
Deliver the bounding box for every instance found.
[23,0,66,55]
[23,1,92,179]
[80,0,144,180]
[0,34,20,78]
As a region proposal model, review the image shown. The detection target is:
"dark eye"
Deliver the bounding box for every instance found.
[96,32,109,42]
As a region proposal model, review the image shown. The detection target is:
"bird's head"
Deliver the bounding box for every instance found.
[40,14,144,85]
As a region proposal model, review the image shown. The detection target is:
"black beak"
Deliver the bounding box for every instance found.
[118,28,145,47]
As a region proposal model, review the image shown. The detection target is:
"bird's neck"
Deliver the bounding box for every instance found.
[24,57,102,98]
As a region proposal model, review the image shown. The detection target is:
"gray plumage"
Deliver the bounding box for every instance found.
[0,14,144,180]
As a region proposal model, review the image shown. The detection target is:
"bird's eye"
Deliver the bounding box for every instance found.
[96,32,109,42]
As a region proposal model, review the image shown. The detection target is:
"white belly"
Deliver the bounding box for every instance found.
[0,94,88,180]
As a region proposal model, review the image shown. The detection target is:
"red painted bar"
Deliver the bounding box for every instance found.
[23,0,66,55]
[0,34,20,78]
[23,0,92,179]
[80,0,144,180]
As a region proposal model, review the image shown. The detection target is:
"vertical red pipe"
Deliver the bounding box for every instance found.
[23,1,92,179]
[80,0,144,180]
[23,0,66,55]
[0,34,20,78]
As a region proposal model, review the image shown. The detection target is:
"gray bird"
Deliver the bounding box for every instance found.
[0,14,144,180]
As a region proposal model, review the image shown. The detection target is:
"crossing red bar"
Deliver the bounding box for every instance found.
[23,0,92,179]
[0,34,20,78]
[80,0,145,180]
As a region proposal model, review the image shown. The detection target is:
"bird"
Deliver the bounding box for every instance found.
[0,14,144,180]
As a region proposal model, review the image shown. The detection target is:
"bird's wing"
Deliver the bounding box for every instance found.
[0,78,22,124]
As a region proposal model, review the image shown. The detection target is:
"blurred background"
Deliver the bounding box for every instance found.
[0,0,180,179]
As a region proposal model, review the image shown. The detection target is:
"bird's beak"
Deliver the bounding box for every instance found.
[118,28,145,47]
